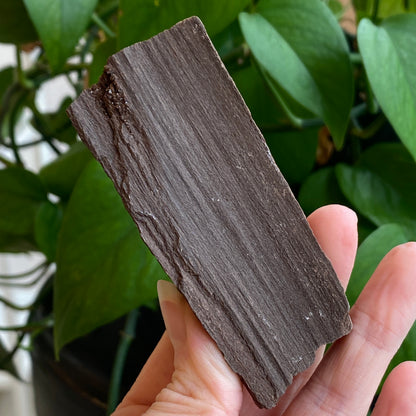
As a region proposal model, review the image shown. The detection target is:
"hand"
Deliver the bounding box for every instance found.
[113,205,416,416]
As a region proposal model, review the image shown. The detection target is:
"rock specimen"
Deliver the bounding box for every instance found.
[67,16,352,408]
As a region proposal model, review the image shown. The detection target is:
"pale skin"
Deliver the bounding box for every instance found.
[113,204,416,416]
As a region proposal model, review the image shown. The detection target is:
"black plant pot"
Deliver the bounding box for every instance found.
[30,284,165,416]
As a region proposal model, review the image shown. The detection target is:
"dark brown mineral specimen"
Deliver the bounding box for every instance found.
[67,16,352,408]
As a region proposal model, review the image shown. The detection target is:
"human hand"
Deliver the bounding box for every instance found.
[113,204,416,416]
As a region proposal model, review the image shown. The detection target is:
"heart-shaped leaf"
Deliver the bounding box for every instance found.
[298,167,348,215]
[265,128,318,185]
[0,167,47,235]
[358,15,416,161]
[239,0,353,148]
[347,223,409,305]
[23,0,98,71]
[0,0,38,44]
[118,0,250,48]
[54,160,167,354]
[39,141,93,199]
[232,65,287,128]
[34,201,62,262]
[336,143,416,237]
[89,37,117,85]
[336,161,416,238]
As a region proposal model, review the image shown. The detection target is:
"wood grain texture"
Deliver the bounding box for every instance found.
[67,16,352,408]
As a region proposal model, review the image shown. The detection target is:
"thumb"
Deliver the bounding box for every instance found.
[143,280,243,415]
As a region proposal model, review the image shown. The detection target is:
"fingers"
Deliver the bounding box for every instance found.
[143,280,243,415]
[116,204,360,416]
[284,242,416,416]
[114,281,187,414]
[307,204,358,289]
[116,332,174,412]
[115,281,243,416]
[372,361,416,416]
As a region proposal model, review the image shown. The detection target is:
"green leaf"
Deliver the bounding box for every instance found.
[358,15,416,161]
[336,143,416,237]
[265,128,318,185]
[118,0,250,48]
[298,166,348,216]
[39,141,93,199]
[358,142,416,202]
[346,222,414,393]
[239,0,353,147]
[260,69,317,127]
[0,0,38,44]
[54,160,167,354]
[0,168,47,235]
[23,0,98,71]
[378,0,416,15]
[212,20,244,61]
[336,163,416,237]
[89,37,117,86]
[353,0,416,20]
[96,0,118,17]
[232,65,287,128]
[324,0,344,18]
[0,83,28,141]
[347,223,409,305]
[34,201,63,262]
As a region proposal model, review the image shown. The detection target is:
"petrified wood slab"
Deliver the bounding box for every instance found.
[67,16,352,408]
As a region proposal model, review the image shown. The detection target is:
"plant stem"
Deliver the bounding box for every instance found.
[43,136,62,156]
[15,45,23,82]
[0,296,34,311]
[0,316,54,332]
[7,88,30,166]
[106,309,140,415]
[0,155,15,167]
[0,262,47,279]
[371,0,380,22]
[0,271,47,288]
[255,61,324,130]
[15,46,33,89]
[351,113,386,139]
[350,102,367,120]
[92,12,116,38]
[7,93,26,166]
[8,119,23,167]
[0,262,49,288]
[2,138,44,149]
[61,62,90,73]
[349,52,362,65]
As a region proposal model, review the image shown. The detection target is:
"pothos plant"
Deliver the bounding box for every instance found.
[0,0,415,412]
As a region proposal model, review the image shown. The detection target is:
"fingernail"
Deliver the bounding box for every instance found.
[157,280,181,303]
[157,280,186,344]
